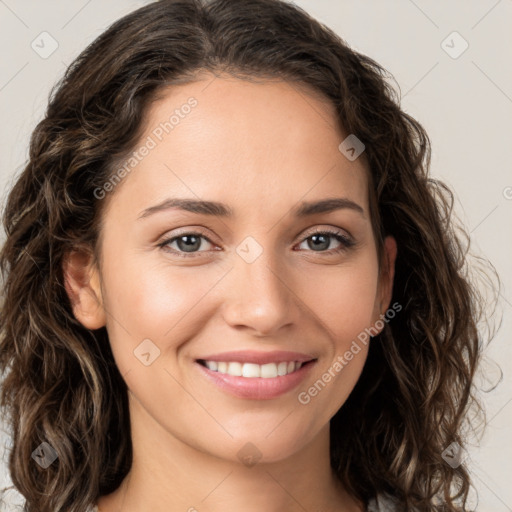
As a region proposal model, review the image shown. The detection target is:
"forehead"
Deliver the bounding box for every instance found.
[103,75,370,221]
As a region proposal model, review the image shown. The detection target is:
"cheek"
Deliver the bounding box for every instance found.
[306,258,380,348]
[100,250,228,358]
[299,260,377,418]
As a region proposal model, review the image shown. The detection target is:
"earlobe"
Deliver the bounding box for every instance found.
[62,248,106,330]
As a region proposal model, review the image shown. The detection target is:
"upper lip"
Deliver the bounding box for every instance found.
[197,350,316,365]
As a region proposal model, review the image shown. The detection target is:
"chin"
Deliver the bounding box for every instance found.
[195,421,319,466]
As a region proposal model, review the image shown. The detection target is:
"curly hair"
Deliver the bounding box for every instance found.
[0,0,500,510]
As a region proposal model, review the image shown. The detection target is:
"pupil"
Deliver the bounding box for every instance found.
[178,235,200,252]
[309,234,329,251]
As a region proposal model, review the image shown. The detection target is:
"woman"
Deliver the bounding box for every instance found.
[0,0,497,510]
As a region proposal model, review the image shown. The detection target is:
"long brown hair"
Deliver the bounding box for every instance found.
[0,0,500,510]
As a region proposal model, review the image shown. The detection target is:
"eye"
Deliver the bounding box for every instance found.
[158,231,217,258]
[296,229,355,254]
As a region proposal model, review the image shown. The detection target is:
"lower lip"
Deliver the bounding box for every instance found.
[195,361,316,400]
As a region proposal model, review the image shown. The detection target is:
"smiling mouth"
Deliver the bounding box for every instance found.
[196,359,316,378]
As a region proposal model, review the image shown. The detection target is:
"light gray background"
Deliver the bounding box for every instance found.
[0,1,511,510]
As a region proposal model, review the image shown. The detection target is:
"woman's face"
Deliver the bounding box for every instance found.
[72,74,396,464]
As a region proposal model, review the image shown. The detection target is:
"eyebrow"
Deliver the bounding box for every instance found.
[137,197,365,220]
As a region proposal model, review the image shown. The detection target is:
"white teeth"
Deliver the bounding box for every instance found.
[242,363,260,378]
[228,362,243,376]
[277,362,288,376]
[260,363,278,378]
[206,361,218,371]
[202,360,304,378]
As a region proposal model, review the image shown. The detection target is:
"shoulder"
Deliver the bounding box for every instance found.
[367,494,401,511]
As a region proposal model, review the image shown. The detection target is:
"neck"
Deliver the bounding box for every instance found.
[97,394,364,512]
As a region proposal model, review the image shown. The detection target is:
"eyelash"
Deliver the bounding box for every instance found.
[157,228,355,258]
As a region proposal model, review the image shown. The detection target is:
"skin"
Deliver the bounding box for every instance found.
[63,73,397,512]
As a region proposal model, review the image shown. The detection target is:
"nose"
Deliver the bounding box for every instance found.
[219,244,301,338]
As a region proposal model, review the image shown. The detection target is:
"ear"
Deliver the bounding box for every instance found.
[374,235,397,323]
[62,247,106,330]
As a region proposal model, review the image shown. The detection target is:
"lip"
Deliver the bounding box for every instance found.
[195,355,317,400]
[197,350,315,365]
